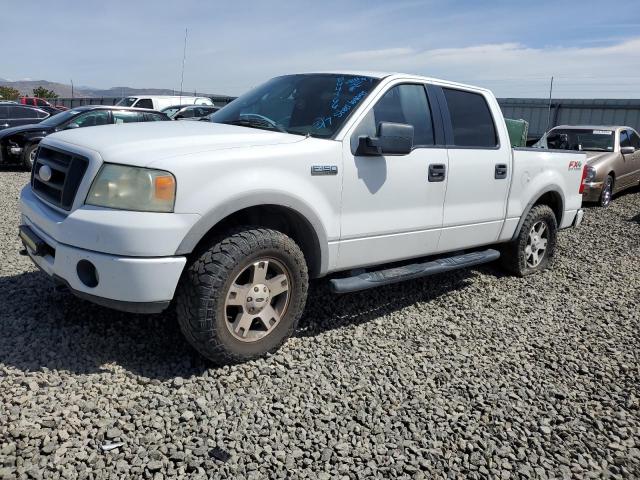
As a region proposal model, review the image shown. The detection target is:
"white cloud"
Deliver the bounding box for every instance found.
[333,39,640,98]
[339,48,416,61]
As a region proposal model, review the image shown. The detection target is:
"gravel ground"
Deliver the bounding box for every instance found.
[1,169,639,480]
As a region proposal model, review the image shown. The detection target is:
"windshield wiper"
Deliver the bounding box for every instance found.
[222,118,287,133]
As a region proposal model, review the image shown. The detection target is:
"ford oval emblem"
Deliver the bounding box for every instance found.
[39,165,52,182]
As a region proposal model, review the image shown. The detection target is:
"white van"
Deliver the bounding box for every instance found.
[116,95,213,111]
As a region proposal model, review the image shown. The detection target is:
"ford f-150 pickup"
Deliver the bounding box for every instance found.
[19,72,587,364]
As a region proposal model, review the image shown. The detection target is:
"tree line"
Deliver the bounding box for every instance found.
[0,86,59,100]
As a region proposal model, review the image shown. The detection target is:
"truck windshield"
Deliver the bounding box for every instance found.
[209,74,380,138]
[117,97,137,107]
[541,128,614,152]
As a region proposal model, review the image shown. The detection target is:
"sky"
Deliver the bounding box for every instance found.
[2,0,640,98]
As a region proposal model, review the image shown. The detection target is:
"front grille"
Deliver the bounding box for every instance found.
[31,146,88,211]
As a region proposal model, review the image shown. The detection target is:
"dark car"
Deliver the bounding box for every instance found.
[0,105,169,169]
[0,104,49,131]
[161,104,219,120]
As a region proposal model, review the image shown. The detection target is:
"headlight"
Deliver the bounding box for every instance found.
[86,164,176,212]
[585,166,597,183]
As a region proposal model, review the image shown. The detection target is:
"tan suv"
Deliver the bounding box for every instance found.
[537,125,640,206]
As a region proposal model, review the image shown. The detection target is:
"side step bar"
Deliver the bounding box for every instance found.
[329,249,500,294]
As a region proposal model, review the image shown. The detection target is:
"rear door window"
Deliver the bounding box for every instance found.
[443,88,497,148]
[0,106,8,119]
[135,98,154,109]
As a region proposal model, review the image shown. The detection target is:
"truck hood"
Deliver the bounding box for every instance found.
[46,121,305,167]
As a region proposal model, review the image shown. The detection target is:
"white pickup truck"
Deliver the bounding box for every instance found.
[19,72,587,364]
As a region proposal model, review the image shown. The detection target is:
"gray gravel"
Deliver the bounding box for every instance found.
[1,168,639,479]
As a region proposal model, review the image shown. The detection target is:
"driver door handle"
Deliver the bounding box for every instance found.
[428,164,446,182]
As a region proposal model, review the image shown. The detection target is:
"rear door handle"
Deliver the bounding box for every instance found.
[495,163,508,179]
[428,163,446,182]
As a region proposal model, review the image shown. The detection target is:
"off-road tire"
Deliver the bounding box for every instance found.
[176,227,308,364]
[499,204,557,277]
[22,143,38,171]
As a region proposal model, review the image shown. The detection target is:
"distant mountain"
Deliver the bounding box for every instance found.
[0,79,229,99]
[0,79,78,97]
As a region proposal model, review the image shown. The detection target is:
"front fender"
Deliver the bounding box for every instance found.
[175,191,331,275]
[156,139,342,275]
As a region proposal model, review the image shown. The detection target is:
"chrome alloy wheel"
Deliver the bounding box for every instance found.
[601,177,612,207]
[224,258,291,342]
[525,221,548,268]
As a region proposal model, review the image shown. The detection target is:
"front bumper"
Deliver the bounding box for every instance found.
[20,217,186,313]
[20,185,200,257]
[582,181,603,203]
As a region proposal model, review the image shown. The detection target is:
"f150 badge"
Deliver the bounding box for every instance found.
[568,160,582,171]
[311,165,338,176]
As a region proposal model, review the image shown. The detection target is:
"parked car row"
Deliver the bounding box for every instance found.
[116,95,214,110]
[0,95,225,169]
[0,106,169,169]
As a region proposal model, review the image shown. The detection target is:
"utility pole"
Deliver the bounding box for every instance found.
[179,27,188,104]
[545,76,554,134]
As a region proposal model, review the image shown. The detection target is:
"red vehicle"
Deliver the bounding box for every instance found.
[19,97,62,116]
[20,96,53,108]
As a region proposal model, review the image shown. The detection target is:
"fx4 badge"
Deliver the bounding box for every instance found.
[568,160,582,171]
[311,165,338,176]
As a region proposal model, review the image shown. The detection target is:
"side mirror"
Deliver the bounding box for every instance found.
[621,146,635,155]
[357,122,414,156]
[174,114,184,120]
[65,122,80,130]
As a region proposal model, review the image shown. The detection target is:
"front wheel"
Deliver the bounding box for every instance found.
[500,204,558,276]
[599,175,613,207]
[22,143,38,171]
[176,227,308,364]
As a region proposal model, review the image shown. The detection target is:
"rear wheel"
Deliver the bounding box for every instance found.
[22,143,38,171]
[500,204,557,276]
[176,227,308,364]
[599,175,613,207]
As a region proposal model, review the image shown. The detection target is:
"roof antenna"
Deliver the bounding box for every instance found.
[179,27,188,104]
[545,76,554,134]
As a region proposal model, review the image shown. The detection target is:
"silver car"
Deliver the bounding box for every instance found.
[537,125,640,206]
